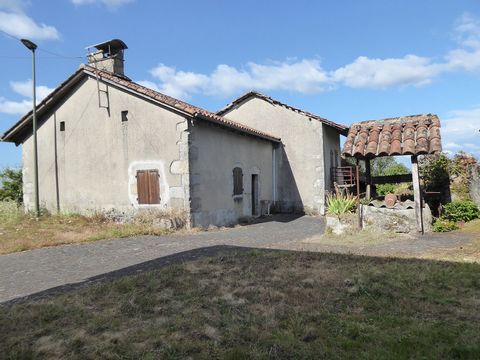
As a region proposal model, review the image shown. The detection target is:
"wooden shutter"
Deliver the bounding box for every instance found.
[148,170,160,204]
[233,167,243,195]
[137,169,160,204]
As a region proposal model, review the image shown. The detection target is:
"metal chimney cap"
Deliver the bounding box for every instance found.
[86,39,128,52]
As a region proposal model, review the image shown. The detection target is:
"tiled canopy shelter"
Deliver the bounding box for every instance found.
[341,114,443,234]
[342,114,442,159]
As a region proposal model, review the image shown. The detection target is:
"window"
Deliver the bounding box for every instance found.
[59,121,65,132]
[136,169,160,204]
[233,167,243,195]
[121,110,128,122]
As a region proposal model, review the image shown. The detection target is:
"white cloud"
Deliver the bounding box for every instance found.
[443,13,480,72]
[332,55,440,89]
[441,106,480,155]
[141,59,329,100]
[453,12,480,49]
[10,80,54,100]
[0,0,26,12]
[71,0,134,8]
[0,0,60,40]
[0,97,31,114]
[0,80,54,115]
[138,13,480,99]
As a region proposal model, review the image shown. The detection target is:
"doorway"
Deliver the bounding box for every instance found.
[251,174,259,216]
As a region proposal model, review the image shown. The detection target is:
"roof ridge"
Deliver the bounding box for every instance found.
[351,114,440,127]
[217,90,348,134]
[83,66,280,142]
[2,66,280,144]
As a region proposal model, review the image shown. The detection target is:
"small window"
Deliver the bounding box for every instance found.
[136,169,160,204]
[121,110,128,122]
[233,167,243,195]
[59,121,65,132]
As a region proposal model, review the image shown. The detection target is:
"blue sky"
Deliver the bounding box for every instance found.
[1,0,480,168]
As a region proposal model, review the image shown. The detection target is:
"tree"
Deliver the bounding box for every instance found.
[0,167,23,204]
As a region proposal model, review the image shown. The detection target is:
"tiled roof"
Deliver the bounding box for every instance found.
[82,67,281,142]
[217,91,348,134]
[342,114,442,158]
[1,66,280,144]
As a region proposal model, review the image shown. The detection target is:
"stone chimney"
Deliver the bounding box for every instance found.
[87,39,128,76]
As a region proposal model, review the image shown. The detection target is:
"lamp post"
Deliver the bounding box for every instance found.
[21,38,40,217]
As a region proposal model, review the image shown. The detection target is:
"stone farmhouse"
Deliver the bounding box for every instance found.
[1,40,347,227]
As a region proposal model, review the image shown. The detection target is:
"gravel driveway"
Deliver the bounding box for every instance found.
[0,214,474,303]
[0,215,322,303]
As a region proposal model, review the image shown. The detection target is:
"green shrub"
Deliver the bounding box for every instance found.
[443,200,480,222]
[0,201,23,222]
[376,183,396,196]
[326,192,357,217]
[432,218,459,232]
[420,154,451,192]
[0,167,23,204]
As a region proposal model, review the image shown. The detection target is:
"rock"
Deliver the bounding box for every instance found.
[326,216,349,235]
[361,204,432,233]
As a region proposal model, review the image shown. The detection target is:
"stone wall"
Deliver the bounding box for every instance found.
[361,204,433,233]
[470,165,480,207]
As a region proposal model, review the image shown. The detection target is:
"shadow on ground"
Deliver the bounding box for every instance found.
[3,242,477,306]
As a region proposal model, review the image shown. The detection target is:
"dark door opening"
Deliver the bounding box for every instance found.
[251,174,258,216]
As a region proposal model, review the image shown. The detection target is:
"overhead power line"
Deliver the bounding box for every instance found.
[0,29,85,60]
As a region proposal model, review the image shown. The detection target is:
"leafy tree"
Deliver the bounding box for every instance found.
[371,157,404,177]
[419,153,451,192]
[0,167,23,204]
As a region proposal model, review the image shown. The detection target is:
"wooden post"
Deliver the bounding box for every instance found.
[411,155,424,234]
[365,158,371,200]
[356,159,362,229]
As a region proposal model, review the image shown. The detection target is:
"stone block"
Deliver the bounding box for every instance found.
[170,160,188,174]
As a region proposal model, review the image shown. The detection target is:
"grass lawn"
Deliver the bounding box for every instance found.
[0,202,174,255]
[1,250,479,359]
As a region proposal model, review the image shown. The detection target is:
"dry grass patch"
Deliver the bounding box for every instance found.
[1,250,479,359]
[304,227,405,246]
[0,202,173,255]
[420,219,480,263]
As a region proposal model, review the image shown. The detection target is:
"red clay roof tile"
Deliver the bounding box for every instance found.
[341,114,442,158]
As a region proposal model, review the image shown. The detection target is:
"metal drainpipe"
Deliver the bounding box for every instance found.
[272,145,276,204]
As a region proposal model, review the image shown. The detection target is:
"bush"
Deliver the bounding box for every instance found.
[376,183,396,196]
[420,154,451,192]
[443,200,480,223]
[326,192,357,217]
[0,201,23,222]
[432,218,459,232]
[0,168,23,204]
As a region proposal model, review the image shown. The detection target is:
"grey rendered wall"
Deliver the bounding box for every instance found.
[322,124,341,193]
[189,121,274,227]
[221,97,330,214]
[22,76,190,216]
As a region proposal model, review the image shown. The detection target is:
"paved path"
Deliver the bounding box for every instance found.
[0,215,323,303]
[0,215,474,304]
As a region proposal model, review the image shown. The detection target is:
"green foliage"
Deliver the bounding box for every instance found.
[376,183,396,196]
[0,200,22,222]
[372,159,411,196]
[326,192,357,216]
[420,154,451,192]
[0,167,23,204]
[443,200,480,223]
[372,158,409,177]
[432,218,459,232]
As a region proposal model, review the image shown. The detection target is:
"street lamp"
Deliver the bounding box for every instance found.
[21,38,40,217]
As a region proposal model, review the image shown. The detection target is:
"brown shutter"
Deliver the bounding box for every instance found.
[136,169,160,204]
[233,167,243,195]
[148,169,160,204]
[137,170,149,204]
